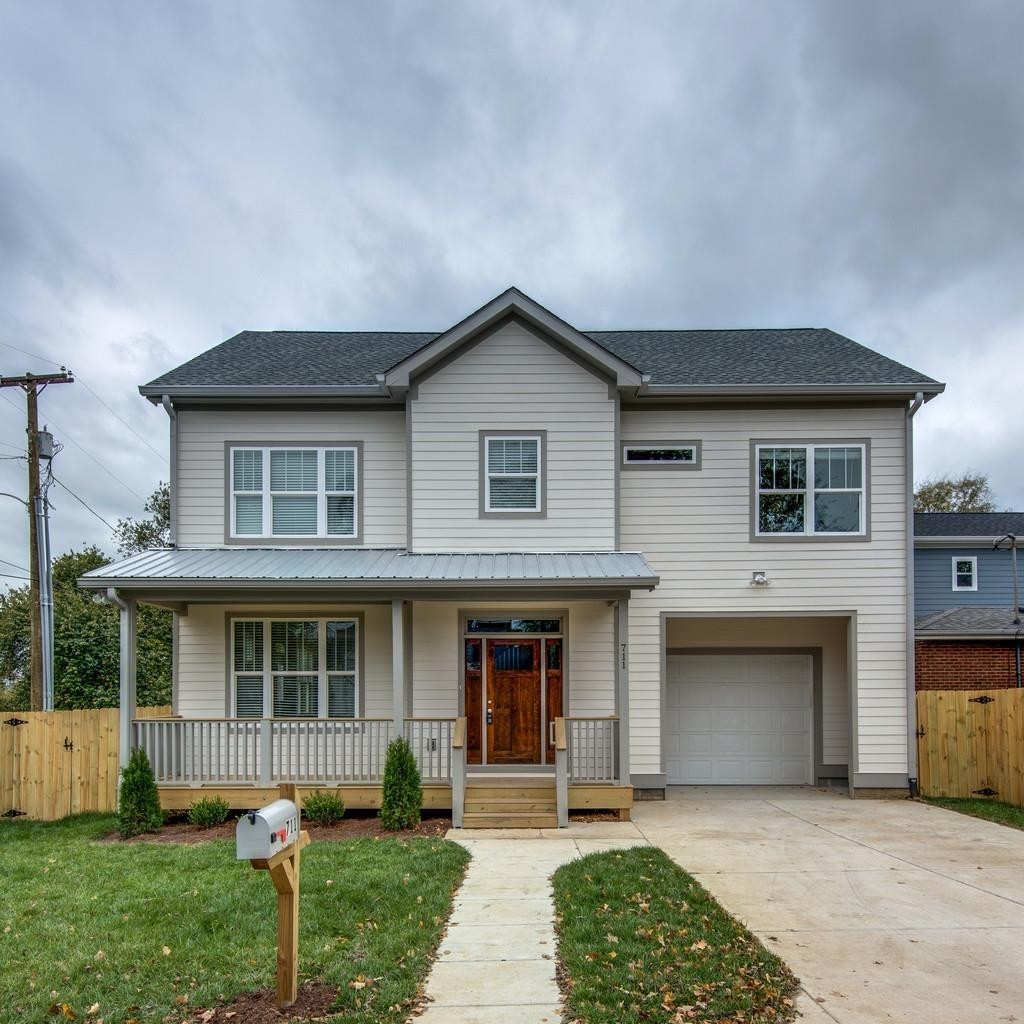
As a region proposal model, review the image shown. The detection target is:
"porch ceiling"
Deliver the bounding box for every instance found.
[77,547,659,597]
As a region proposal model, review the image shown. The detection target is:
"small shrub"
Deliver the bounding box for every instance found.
[380,736,422,831]
[303,790,346,825]
[118,747,164,838]
[187,796,231,829]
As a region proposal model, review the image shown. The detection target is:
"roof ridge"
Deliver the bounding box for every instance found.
[585,326,825,334]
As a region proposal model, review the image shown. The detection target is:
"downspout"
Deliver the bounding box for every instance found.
[906,391,924,797]
[160,395,177,547]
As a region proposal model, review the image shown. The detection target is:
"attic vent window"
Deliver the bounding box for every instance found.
[623,443,700,468]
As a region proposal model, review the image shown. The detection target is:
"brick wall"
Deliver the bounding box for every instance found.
[915,639,1021,690]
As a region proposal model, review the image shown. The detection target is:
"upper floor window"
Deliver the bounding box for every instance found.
[952,557,978,591]
[231,617,358,718]
[622,443,700,468]
[755,443,866,537]
[230,446,358,539]
[482,434,544,514]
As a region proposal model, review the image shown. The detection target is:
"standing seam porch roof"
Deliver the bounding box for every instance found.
[77,548,660,590]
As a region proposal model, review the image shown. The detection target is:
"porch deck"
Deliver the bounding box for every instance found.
[134,714,632,826]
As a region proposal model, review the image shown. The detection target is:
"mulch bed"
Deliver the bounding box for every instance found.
[104,811,452,844]
[190,983,338,1023]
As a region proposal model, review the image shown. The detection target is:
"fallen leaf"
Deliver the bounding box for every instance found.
[162,946,171,957]
[173,995,188,1006]
[93,951,105,962]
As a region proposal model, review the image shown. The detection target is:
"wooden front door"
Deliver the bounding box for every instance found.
[487,639,542,764]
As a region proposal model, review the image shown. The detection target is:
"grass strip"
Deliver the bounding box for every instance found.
[922,796,1024,831]
[553,846,798,1024]
[0,813,468,1023]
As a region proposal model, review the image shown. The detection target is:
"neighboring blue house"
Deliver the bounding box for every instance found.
[914,512,1024,689]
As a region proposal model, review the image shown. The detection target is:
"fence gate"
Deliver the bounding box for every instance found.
[1,709,120,820]
[916,689,1024,808]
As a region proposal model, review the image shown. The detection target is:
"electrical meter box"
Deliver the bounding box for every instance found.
[236,799,300,860]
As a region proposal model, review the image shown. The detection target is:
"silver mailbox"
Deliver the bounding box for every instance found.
[236,799,300,860]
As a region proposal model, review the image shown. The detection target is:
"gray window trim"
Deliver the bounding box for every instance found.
[621,440,702,470]
[951,555,978,592]
[749,438,871,542]
[223,440,364,545]
[224,610,365,718]
[478,430,547,518]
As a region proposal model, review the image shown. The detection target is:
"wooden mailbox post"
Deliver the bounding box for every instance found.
[245,783,310,1008]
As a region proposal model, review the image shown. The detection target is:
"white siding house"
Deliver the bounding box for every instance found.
[80,288,943,819]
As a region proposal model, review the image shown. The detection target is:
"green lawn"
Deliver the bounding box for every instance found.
[554,847,797,1024]
[922,796,1024,831]
[0,814,469,1023]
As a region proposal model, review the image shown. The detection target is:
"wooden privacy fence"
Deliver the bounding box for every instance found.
[1,706,171,820]
[916,689,1024,808]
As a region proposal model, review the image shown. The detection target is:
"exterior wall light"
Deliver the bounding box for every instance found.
[750,570,770,587]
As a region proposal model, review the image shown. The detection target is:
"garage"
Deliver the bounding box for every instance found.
[665,653,813,785]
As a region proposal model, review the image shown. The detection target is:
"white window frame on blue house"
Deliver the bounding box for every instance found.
[951,556,978,592]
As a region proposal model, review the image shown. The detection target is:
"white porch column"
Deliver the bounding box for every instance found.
[615,597,630,786]
[113,589,138,772]
[392,599,406,737]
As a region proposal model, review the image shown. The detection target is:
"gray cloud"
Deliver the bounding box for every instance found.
[1,0,1022,587]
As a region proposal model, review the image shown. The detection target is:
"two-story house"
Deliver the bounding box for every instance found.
[79,288,943,825]
[914,512,1024,690]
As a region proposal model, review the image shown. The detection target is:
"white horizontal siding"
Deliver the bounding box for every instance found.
[175,408,406,547]
[621,404,908,779]
[176,603,393,719]
[410,320,616,551]
[409,600,615,719]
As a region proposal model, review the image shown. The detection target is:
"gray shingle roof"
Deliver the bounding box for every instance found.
[916,606,1024,636]
[914,512,1024,537]
[78,547,659,590]
[143,326,940,391]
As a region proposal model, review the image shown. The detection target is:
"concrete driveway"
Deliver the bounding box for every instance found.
[632,788,1024,1024]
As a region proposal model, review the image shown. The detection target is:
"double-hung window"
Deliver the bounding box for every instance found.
[755,443,867,536]
[952,557,978,591]
[483,434,543,513]
[230,446,358,539]
[231,617,358,718]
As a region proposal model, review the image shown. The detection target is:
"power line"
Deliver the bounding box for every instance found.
[0,338,168,464]
[0,572,29,580]
[0,556,29,572]
[50,475,115,530]
[1,390,145,502]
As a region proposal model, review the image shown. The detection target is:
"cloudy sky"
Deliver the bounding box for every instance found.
[1,0,1022,587]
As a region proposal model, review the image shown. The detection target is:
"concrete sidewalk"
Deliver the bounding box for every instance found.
[417,824,647,1023]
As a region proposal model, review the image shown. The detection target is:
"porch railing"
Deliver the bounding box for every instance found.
[403,718,456,783]
[133,718,394,785]
[133,716,463,787]
[566,716,619,783]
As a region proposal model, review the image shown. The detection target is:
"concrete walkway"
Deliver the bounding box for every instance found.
[417,825,646,1023]
[420,791,1024,1023]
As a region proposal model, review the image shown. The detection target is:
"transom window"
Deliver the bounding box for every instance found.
[755,443,866,536]
[230,446,357,539]
[483,435,542,513]
[231,617,358,718]
[465,618,563,634]
[623,443,699,467]
[952,557,978,591]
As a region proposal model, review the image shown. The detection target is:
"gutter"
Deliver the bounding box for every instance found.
[906,391,925,795]
[160,396,177,546]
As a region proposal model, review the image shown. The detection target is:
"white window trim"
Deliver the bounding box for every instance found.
[230,446,358,539]
[230,616,359,719]
[952,556,978,592]
[755,442,867,537]
[484,434,542,513]
[622,442,701,469]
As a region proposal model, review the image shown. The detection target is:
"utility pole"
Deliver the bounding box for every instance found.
[0,370,74,709]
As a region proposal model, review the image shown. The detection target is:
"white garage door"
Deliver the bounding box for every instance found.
[666,654,813,785]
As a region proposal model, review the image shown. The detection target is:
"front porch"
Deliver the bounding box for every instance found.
[133,714,632,825]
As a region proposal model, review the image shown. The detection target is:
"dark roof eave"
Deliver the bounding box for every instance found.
[636,382,945,399]
[916,631,1023,640]
[139,384,392,404]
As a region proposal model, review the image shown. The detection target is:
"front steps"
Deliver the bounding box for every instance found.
[462,776,558,828]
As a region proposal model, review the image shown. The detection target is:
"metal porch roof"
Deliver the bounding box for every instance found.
[78,547,659,591]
